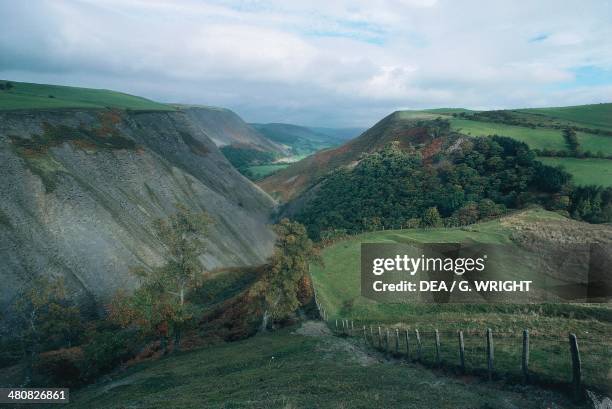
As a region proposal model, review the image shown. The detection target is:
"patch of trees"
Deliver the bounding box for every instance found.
[563,127,580,154]
[295,136,572,239]
[0,81,14,91]
[533,148,612,159]
[568,186,612,223]
[454,110,537,128]
[220,145,278,177]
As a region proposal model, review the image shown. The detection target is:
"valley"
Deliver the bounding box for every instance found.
[0,79,610,407]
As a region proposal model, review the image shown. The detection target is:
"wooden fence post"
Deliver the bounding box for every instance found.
[385,329,390,354]
[351,320,354,335]
[415,329,422,361]
[569,333,582,399]
[378,326,382,349]
[363,325,367,343]
[486,328,494,380]
[435,329,441,366]
[522,330,529,383]
[405,329,410,360]
[395,328,400,354]
[458,330,465,373]
[370,326,374,345]
[335,319,338,332]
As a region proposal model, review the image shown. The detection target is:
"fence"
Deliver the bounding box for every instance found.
[312,297,611,399]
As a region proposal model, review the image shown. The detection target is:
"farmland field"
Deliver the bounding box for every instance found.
[518,104,612,130]
[450,118,567,151]
[246,163,290,180]
[537,157,612,187]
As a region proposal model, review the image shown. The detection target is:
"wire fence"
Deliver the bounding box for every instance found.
[313,295,611,399]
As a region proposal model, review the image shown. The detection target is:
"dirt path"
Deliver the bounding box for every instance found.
[294,321,380,366]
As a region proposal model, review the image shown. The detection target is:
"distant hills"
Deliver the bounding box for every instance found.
[259,103,612,202]
[251,123,364,156]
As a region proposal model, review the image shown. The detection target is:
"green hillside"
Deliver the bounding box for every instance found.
[310,208,612,390]
[0,80,173,111]
[518,103,612,130]
[445,105,612,185]
[538,157,612,187]
[66,326,579,409]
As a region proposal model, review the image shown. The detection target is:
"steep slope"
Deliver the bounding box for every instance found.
[251,123,362,156]
[0,107,276,310]
[258,112,451,201]
[180,106,287,154]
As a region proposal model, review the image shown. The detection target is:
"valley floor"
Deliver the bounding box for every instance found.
[67,322,585,409]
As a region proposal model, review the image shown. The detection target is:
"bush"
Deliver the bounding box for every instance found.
[80,327,142,381]
[34,347,84,387]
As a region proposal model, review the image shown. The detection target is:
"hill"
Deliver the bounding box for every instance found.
[258,112,447,201]
[0,80,173,111]
[310,208,612,391]
[64,323,579,409]
[518,103,612,130]
[0,99,277,312]
[181,106,287,154]
[259,103,612,201]
[251,123,363,156]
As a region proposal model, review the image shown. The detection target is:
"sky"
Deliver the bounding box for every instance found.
[1,0,611,127]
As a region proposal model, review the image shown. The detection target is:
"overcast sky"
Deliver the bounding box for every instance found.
[1,0,611,127]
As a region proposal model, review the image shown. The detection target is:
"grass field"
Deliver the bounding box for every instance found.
[450,118,612,156]
[247,163,291,180]
[538,157,612,187]
[0,80,173,111]
[310,209,612,391]
[450,118,568,151]
[518,103,612,130]
[66,325,582,409]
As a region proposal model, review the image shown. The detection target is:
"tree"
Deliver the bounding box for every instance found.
[420,207,442,228]
[563,128,580,154]
[10,276,81,384]
[110,205,211,352]
[259,219,319,328]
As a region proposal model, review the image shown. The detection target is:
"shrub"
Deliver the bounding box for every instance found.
[34,347,84,387]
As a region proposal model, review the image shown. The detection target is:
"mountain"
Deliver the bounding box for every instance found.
[257,111,448,201]
[0,81,277,311]
[180,106,287,154]
[251,123,363,156]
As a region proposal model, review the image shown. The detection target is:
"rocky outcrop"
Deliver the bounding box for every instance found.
[0,108,276,310]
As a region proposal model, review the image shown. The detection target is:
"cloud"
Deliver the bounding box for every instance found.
[0,0,610,126]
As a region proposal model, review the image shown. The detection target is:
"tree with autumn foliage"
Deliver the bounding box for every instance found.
[258,219,319,328]
[109,205,211,352]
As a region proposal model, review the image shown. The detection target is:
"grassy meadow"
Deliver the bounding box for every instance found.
[518,104,612,130]
[0,80,173,111]
[450,118,568,151]
[246,163,290,180]
[310,209,612,391]
[537,157,612,187]
[66,326,583,409]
